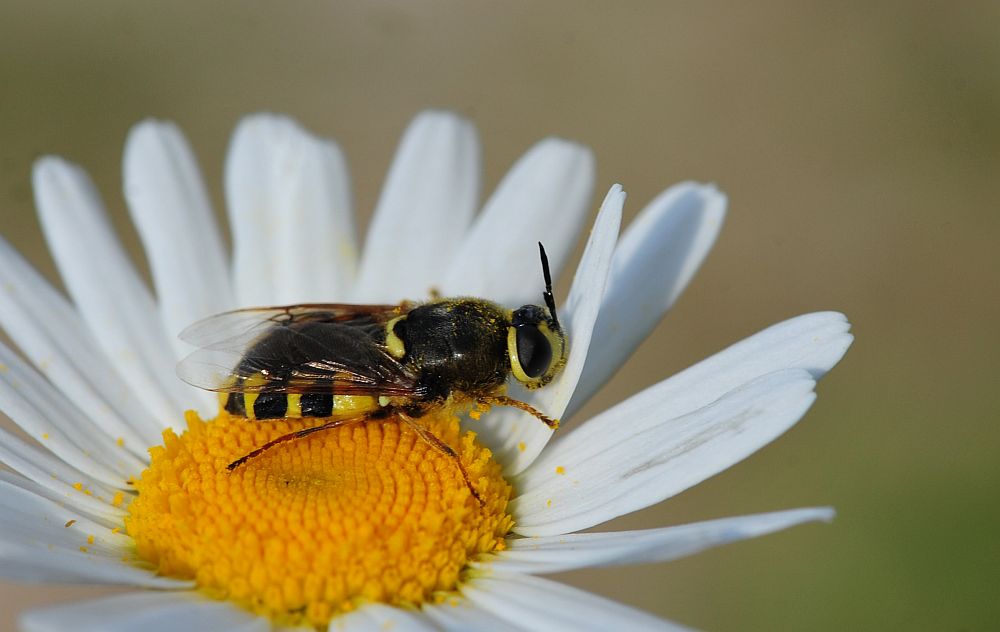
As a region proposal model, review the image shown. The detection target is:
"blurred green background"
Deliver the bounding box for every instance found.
[1,2,998,630]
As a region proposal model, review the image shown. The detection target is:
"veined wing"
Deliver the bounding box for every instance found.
[177,303,425,398]
[179,302,410,348]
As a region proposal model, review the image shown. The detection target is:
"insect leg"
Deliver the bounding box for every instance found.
[398,414,484,507]
[477,395,559,429]
[227,415,369,470]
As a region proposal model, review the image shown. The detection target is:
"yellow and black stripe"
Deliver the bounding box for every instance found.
[224,390,378,420]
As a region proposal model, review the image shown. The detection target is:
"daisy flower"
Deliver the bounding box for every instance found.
[0,110,852,631]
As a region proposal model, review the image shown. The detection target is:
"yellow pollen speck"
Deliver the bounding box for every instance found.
[116,437,125,447]
[87,534,95,545]
[127,409,513,628]
[112,491,125,507]
[517,441,526,453]
[41,433,49,440]
[555,466,566,475]
[468,401,492,421]
[546,499,552,507]
[72,482,83,491]
[79,546,88,553]
[64,519,76,528]
[111,527,121,534]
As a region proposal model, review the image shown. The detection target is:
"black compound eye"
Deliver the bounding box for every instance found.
[515,325,552,379]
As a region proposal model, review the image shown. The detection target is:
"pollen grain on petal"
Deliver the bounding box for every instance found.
[126,409,512,627]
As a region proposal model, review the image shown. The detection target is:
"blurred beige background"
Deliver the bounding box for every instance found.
[1,1,997,630]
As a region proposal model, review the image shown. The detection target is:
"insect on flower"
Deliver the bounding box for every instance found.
[177,243,567,502]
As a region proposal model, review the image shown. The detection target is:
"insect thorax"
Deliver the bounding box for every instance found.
[396,299,510,398]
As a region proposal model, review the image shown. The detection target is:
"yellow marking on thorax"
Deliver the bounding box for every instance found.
[384,316,407,360]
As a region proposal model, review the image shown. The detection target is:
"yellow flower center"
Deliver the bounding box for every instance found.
[125,409,513,627]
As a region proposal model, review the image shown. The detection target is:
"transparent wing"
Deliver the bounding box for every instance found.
[177,303,425,397]
[179,303,408,347]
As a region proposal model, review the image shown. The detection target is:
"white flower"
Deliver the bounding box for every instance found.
[0,110,852,631]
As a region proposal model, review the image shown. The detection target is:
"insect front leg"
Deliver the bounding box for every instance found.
[398,413,484,507]
[476,395,560,429]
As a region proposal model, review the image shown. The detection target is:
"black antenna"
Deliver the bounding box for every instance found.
[538,242,559,326]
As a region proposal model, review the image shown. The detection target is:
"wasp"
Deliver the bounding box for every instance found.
[178,244,567,502]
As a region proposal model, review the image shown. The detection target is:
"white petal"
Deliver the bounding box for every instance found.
[0,237,165,448]
[354,110,480,302]
[0,341,143,485]
[440,138,594,305]
[0,474,131,556]
[422,600,523,631]
[33,157,191,427]
[549,312,852,460]
[479,507,834,574]
[0,429,128,523]
[329,603,440,632]
[566,182,727,418]
[227,113,358,306]
[21,592,263,632]
[512,369,818,536]
[462,573,692,632]
[473,185,624,475]
[124,120,234,353]
[1,540,190,587]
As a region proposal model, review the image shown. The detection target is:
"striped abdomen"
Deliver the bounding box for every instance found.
[224,391,378,420]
